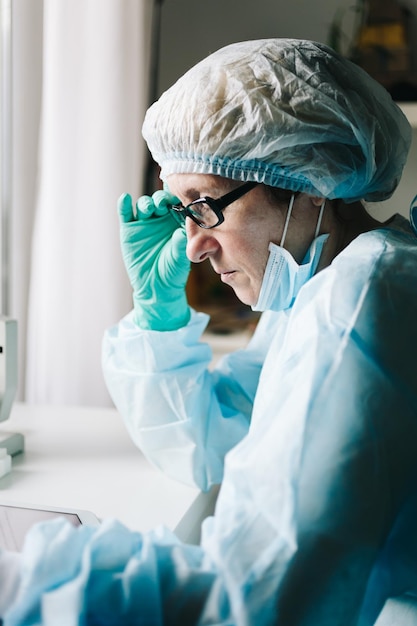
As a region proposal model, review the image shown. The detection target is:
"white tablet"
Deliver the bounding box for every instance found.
[0,500,100,551]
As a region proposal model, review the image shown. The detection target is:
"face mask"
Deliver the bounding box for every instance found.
[252,196,329,313]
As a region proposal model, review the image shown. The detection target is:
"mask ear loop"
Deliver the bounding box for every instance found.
[280,194,295,248]
[281,196,326,247]
[314,199,326,238]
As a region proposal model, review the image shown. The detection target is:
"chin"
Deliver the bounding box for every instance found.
[232,287,257,307]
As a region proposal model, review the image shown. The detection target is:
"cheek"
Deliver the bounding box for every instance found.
[236,232,271,281]
[245,214,278,254]
[251,245,271,282]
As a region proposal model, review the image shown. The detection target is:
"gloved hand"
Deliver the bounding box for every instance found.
[118,190,191,331]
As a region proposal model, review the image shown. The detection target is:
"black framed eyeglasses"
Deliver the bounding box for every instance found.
[170,181,257,229]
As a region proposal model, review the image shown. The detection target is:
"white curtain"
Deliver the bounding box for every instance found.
[11,0,154,406]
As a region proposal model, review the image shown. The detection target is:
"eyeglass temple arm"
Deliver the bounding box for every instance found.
[216,181,258,210]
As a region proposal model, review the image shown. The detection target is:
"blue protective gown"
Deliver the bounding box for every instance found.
[3,216,417,625]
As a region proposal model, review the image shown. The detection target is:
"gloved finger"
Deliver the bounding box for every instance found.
[152,190,181,217]
[118,193,135,223]
[161,227,190,286]
[136,195,156,219]
[169,227,190,266]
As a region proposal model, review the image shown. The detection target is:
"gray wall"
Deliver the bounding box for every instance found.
[156,0,417,220]
[158,0,337,93]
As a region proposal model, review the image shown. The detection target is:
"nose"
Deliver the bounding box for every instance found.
[185,218,220,263]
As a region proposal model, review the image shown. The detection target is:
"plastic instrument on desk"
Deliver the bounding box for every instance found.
[0,448,11,478]
[0,318,24,455]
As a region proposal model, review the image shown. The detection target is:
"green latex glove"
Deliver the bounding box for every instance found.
[118,190,191,331]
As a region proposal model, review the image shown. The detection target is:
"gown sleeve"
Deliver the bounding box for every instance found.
[102,308,281,491]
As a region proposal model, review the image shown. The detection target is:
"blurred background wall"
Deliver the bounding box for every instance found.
[157,0,417,222]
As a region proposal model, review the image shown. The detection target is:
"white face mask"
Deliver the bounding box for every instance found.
[252,195,329,312]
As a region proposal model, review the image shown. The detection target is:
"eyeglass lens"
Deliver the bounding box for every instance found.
[170,201,218,228]
[187,201,219,227]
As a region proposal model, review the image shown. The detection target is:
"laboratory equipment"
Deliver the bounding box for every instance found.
[0,317,23,455]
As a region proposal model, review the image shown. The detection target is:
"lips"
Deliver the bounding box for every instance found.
[220,270,236,284]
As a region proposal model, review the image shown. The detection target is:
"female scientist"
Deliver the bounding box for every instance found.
[2,38,417,626]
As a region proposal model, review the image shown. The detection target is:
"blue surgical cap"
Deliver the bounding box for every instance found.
[142,39,412,203]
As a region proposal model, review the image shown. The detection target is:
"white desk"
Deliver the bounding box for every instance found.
[0,403,199,534]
